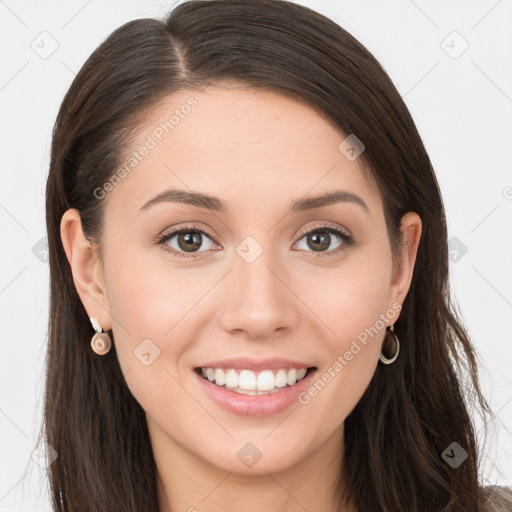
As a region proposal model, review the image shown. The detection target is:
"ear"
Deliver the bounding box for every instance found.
[60,208,111,331]
[386,211,422,318]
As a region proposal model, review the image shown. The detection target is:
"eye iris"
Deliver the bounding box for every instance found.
[308,232,330,251]
[178,231,202,252]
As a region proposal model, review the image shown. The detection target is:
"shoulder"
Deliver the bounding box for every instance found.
[481,485,512,512]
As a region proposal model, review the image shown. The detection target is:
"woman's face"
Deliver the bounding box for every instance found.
[64,82,420,476]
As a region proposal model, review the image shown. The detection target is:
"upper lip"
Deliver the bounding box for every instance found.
[195,357,316,371]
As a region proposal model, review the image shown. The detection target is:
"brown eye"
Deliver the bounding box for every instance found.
[175,231,203,252]
[294,224,353,256]
[304,232,332,252]
[158,225,217,258]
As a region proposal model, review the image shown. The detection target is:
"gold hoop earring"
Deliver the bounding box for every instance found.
[379,324,400,365]
[90,317,112,355]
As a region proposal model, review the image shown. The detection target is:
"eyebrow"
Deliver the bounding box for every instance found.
[138,188,370,214]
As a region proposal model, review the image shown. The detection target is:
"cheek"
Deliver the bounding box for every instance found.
[103,251,215,369]
[101,252,181,372]
[103,254,194,413]
[104,237,206,328]
[298,253,392,341]
[105,255,170,334]
[296,248,392,404]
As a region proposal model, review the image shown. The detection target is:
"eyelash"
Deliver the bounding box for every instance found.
[156,222,354,260]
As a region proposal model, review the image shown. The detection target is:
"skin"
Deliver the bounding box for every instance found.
[61,81,422,512]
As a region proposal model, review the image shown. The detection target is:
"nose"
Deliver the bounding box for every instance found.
[218,245,300,340]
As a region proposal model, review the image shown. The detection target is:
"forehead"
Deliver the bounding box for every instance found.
[103,82,381,219]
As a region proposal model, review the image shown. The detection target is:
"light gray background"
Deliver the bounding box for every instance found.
[1,0,511,510]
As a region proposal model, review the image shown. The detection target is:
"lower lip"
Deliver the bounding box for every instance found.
[193,368,318,417]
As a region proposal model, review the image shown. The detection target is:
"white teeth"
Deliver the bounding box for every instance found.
[286,368,297,386]
[224,387,283,396]
[239,370,256,390]
[256,370,275,391]
[214,368,226,386]
[198,367,310,392]
[225,369,238,388]
[275,369,288,388]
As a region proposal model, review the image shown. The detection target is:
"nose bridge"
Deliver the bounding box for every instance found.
[238,244,281,305]
[218,235,298,337]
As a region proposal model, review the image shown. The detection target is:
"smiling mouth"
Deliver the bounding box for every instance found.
[194,366,317,395]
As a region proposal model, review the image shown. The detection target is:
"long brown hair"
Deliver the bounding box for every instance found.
[41,0,507,510]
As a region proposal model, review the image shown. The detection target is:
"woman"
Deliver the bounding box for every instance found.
[41,0,512,510]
